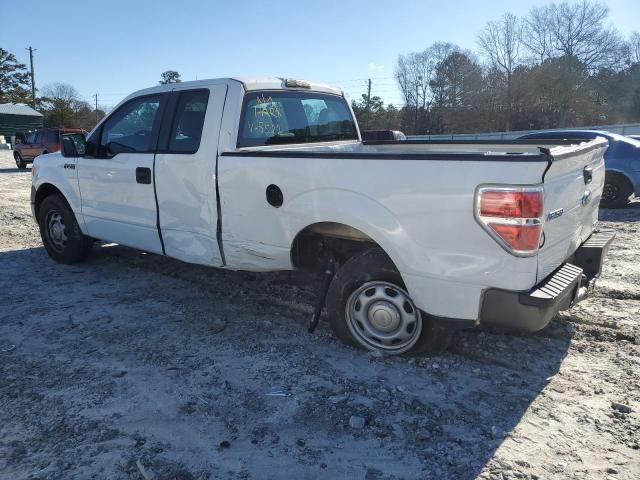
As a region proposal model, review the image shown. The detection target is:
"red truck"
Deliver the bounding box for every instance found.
[14,127,85,169]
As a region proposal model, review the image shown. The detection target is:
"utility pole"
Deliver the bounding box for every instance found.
[414,75,422,135]
[365,78,372,130]
[93,94,99,125]
[26,47,36,109]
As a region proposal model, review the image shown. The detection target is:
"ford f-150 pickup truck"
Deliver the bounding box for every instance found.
[31,77,614,355]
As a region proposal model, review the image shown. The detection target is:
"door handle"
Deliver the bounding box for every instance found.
[136,167,152,184]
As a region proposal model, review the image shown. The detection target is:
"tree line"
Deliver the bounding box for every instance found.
[353,0,640,135]
[2,1,639,135]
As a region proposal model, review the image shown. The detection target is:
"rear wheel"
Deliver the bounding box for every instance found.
[38,194,93,264]
[601,173,632,209]
[14,152,26,169]
[326,247,453,356]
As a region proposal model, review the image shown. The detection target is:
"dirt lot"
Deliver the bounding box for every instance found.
[0,150,638,480]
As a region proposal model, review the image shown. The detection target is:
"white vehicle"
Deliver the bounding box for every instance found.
[31,77,614,355]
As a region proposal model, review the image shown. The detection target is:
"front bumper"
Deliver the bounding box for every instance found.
[480,231,615,332]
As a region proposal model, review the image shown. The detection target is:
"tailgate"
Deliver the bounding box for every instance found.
[537,138,608,282]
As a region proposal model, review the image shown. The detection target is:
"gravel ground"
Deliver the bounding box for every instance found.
[0,151,638,480]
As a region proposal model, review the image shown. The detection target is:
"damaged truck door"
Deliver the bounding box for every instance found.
[153,86,226,266]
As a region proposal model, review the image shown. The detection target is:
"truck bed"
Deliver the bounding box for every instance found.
[219,137,607,321]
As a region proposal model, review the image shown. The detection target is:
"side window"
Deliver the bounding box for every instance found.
[34,131,43,143]
[25,132,36,144]
[168,90,209,153]
[46,130,58,144]
[100,95,162,157]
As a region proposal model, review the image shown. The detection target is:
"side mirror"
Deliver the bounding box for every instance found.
[61,133,87,158]
[15,139,22,145]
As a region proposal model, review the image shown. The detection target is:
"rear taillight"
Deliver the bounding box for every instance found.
[475,185,544,256]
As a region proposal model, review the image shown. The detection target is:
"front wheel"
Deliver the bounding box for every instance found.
[14,152,27,169]
[326,248,453,356]
[38,194,93,264]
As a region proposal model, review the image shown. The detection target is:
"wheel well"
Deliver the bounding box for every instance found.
[291,222,383,272]
[34,184,65,219]
[606,171,634,192]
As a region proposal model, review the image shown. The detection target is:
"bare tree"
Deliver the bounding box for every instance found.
[478,13,524,130]
[395,51,430,108]
[39,82,97,128]
[435,52,482,110]
[530,1,627,70]
[395,43,460,133]
[395,50,432,133]
[427,42,459,109]
[630,31,640,64]
[523,5,555,64]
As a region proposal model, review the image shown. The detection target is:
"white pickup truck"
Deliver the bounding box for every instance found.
[31,77,614,355]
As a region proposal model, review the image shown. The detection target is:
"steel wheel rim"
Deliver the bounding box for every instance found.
[346,281,422,353]
[45,211,68,252]
[603,182,619,201]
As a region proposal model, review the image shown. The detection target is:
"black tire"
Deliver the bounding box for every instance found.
[326,247,453,356]
[601,173,632,209]
[14,152,27,169]
[38,194,93,264]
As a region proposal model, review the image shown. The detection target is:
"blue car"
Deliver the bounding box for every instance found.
[518,130,640,208]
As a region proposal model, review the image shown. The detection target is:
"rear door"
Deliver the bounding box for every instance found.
[44,129,61,152]
[20,131,38,159]
[23,130,43,160]
[31,130,44,157]
[78,94,167,254]
[536,138,608,281]
[153,85,226,266]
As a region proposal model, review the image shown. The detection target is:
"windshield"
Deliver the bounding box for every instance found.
[237,91,358,147]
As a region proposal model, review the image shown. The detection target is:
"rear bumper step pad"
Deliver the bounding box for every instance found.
[480,230,615,332]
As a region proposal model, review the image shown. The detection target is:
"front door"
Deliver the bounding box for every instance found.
[153,86,226,266]
[78,94,167,254]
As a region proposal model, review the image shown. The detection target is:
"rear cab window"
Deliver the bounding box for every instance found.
[237,91,357,148]
[168,90,209,153]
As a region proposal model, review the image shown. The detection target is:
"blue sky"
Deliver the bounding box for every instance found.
[4,0,638,109]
